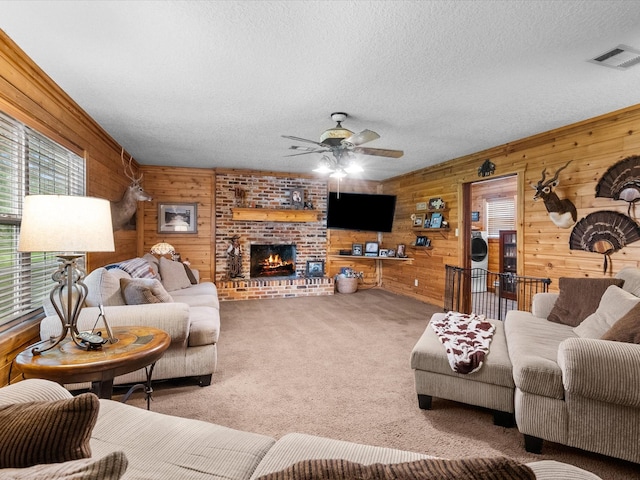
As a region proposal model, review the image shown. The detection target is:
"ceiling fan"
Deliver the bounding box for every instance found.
[282,112,403,178]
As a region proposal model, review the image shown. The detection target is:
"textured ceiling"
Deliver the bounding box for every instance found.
[2,1,640,181]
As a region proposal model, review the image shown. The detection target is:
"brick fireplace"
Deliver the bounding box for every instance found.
[215,172,333,300]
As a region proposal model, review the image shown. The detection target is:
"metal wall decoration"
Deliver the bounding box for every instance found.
[532,161,577,228]
[569,210,640,273]
[595,155,640,216]
[477,159,495,177]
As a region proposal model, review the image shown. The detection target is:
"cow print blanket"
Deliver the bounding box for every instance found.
[430,311,496,374]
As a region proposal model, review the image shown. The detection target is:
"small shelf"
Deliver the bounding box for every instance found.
[231,208,320,222]
[328,254,412,262]
[412,227,450,239]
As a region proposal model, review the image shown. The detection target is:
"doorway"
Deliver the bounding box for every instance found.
[464,174,518,316]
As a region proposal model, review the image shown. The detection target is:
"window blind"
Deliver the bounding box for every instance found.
[486,197,516,238]
[0,111,85,329]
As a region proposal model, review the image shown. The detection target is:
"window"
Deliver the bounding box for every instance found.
[486,197,516,238]
[0,111,85,330]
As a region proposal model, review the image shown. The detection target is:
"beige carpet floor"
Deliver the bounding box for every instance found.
[122,289,638,479]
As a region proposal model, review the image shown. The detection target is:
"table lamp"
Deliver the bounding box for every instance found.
[18,195,115,354]
[150,241,175,257]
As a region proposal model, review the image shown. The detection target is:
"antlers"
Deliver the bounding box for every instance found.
[536,160,572,189]
[121,148,142,183]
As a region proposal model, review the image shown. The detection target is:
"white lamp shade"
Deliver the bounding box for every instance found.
[18,195,115,253]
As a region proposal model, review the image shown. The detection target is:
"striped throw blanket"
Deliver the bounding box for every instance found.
[430,311,496,374]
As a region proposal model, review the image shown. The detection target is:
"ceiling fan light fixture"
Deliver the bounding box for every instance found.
[329,169,347,179]
[313,164,334,174]
[344,162,363,174]
[320,111,353,146]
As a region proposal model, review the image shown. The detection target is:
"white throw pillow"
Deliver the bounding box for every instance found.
[159,256,192,291]
[573,285,640,338]
[83,268,127,307]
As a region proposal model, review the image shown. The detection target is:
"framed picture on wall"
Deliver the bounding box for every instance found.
[290,188,305,209]
[365,241,379,257]
[158,203,198,233]
[413,213,425,229]
[305,260,325,277]
[352,243,363,256]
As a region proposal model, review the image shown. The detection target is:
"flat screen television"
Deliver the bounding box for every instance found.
[327,192,397,233]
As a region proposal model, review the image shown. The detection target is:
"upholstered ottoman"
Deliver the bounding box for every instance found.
[410,312,515,426]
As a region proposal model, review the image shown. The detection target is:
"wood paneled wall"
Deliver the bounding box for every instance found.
[381,104,640,306]
[138,166,215,281]
[0,31,141,386]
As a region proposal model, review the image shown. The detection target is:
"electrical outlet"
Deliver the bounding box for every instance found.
[414,279,419,287]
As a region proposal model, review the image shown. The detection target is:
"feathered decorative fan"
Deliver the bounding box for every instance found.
[570,210,640,273]
[595,155,640,215]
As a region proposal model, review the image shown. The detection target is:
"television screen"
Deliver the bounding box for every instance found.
[327,192,397,233]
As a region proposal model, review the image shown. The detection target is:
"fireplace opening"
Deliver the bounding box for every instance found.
[250,244,296,278]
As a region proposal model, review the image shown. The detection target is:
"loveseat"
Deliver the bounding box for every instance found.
[505,267,640,464]
[39,254,219,387]
[0,379,602,479]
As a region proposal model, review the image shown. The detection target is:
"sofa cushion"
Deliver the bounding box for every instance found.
[90,399,276,480]
[0,393,99,468]
[189,306,221,346]
[616,266,640,297]
[0,451,128,479]
[547,277,624,326]
[601,303,640,344]
[504,311,576,399]
[84,267,127,307]
[184,263,198,284]
[120,278,174,305]
[159,256,192,291]
[254,457,535,480]
[171,282,220,308]
[574,285,640,338]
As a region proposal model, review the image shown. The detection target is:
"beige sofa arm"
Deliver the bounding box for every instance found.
[558,338,640,407]
[0,379,73,405]
[40,303,191,346]
[531,292,558,318]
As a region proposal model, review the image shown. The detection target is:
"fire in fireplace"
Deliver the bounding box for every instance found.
[250,244,296,278]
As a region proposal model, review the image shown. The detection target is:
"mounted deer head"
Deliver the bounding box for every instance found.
[110,150,152,231]
[532,160,577,228]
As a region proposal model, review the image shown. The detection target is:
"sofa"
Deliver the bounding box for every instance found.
[0,379,602,479]
[39,254,219,387]
[504,266,640,464]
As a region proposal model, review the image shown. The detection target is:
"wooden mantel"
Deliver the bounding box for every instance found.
[231,207,320,222]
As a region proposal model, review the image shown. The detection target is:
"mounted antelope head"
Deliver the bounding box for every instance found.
[110,150,152,231]
[532,160,577,228]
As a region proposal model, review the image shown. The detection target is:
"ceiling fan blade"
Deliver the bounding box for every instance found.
[288,145,320,152]
[342,129,380,146]
[284,147,329,157]
[281,135,326,148]
[353,147,404,158]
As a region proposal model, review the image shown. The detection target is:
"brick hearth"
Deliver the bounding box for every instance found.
[218,276,334,301]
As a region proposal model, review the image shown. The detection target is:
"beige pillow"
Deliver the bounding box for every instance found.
[0,393,99,468]
[83,267,126,307]
[120,278,174,305]
[0,451,128,479]
[574,285,640,338]
[547,277,624,326]
[601,303,640,344]
[159,256,192,291]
